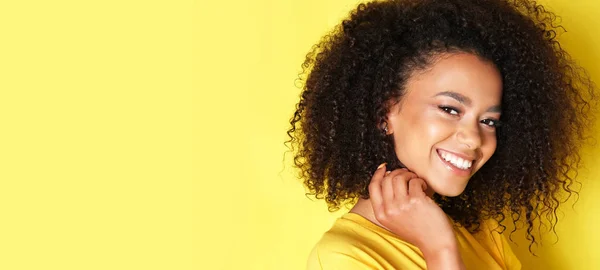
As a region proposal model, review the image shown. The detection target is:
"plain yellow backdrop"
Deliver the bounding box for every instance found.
[0,0,597,269]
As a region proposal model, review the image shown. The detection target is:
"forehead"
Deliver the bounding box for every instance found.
[403,52,503,105]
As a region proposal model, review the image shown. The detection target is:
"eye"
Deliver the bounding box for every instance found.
[439,106,460,116]
[481,118,502,128]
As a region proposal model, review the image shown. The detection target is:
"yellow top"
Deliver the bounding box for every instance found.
[308,213,521,270]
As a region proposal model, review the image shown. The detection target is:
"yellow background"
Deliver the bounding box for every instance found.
[0,0,597,269]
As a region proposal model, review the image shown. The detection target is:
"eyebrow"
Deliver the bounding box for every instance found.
[434,91,501,113]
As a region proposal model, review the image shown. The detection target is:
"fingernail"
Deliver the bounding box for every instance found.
[385,171,391,175]
[377,163,387,169]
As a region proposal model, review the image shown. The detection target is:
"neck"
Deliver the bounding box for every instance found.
[349,198,389,229]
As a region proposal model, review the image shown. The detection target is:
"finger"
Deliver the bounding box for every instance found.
[373,163,388,180]
[391,170,418,198]
[408,178,428,197]
[378,167,416,202]
[382,172,395,203]
[384,167,413,180]
[385,168,417,185]
[368,163,387,210]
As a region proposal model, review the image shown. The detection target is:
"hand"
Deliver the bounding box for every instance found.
[368,164,458,258]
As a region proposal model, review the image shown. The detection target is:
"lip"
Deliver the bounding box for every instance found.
[436,149,475,176]
[437,149,476,161]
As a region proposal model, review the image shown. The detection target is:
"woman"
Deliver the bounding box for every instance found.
[287,0,595,269]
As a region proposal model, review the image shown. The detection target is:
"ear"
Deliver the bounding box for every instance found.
[380,121,391,135]
[384,103,402,135]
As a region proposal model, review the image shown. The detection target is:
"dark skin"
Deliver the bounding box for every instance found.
[348,51,501,268]
[352,166,465,270]
[289,0,596,258]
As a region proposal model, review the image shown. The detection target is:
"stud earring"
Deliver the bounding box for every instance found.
[383,123,389,134]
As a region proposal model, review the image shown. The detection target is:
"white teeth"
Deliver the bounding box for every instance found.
[464,160,471,169]
[440,151,473,170]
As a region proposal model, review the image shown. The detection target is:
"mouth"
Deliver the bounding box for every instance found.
[436,149,475,176]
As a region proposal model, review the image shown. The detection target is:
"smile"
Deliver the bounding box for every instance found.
[436,149,475,174]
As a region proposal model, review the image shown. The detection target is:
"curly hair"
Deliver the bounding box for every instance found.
[287,0,596,250]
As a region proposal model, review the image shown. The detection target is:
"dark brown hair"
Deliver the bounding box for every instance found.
[287,0,596,250]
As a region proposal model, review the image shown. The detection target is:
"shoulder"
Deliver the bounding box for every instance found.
[306,213,425,270]
[307,240,373,270]
[478,219,523,270]
[306,216,376,269]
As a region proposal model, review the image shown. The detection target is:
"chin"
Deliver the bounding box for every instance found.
[428,182,468,197]
[434,189,465,197]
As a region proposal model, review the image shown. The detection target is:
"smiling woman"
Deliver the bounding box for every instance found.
[385,53,502,197]
[286,0,596,269]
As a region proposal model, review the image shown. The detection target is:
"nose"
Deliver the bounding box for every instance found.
[456,121,482,150]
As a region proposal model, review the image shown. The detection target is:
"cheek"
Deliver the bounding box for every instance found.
[417,114,456,149]
[394,115,452,161]
[424,118,452,139]
[481,133,498,161]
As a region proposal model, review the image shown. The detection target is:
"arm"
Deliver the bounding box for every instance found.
[369,164,466,270]
[422,246,466,270]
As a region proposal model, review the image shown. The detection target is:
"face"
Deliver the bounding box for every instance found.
[386,52,502,197]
